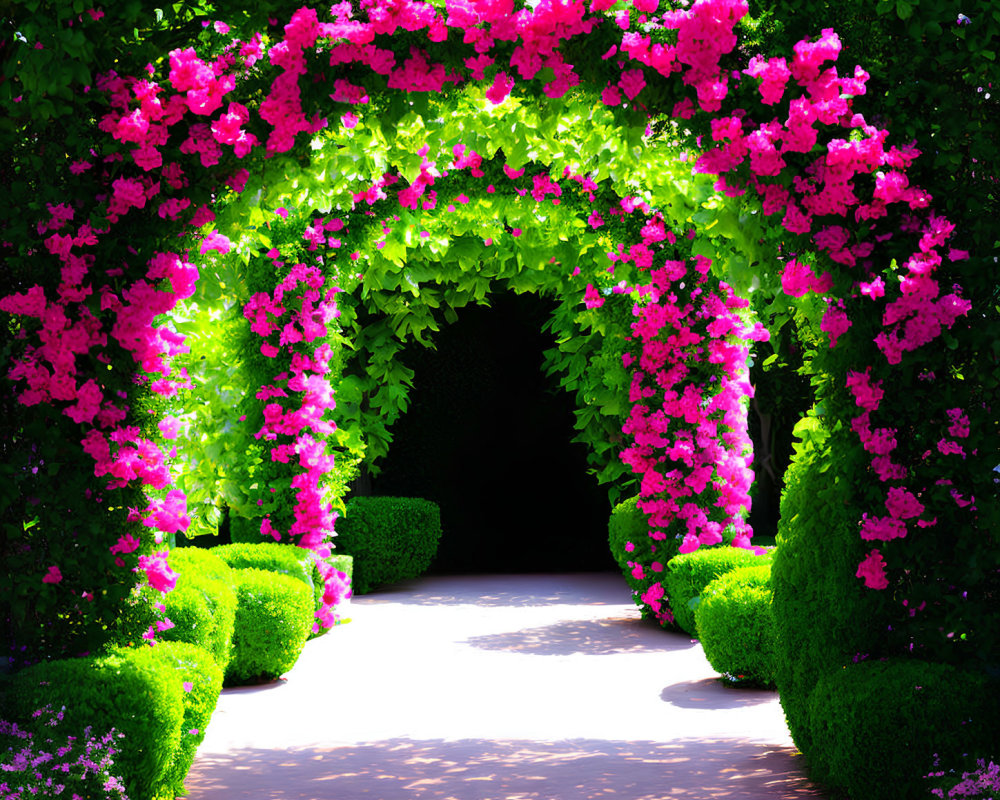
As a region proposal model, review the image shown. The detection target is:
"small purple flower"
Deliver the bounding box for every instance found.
[957,13,971,25]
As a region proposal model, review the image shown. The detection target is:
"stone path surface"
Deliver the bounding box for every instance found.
[183,573,825,800]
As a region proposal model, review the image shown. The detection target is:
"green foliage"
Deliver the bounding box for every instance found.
[807,659,999,800]
[608,495,654,602]
[695,564,776,687]
[212,542,315,593]
[771,416,886,754]
[225,569,313,686]
[2,647,185,800]
[138,641,223,800]
[162,548,237,674]
[334,497,442,594]
[665,546,773,637]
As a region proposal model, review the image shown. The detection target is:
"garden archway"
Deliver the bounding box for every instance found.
[3,3,996,795]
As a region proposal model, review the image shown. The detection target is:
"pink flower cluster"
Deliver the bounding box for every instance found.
[243,255,345,631]
[618,220,768,624]
[685,25,976,591]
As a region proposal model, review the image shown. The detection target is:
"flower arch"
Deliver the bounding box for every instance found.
[2,0,995,783]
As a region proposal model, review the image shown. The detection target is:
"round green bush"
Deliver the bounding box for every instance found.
[225,568,313,686]
[334,497,442,594]
[163,548,237,674]
[212,542,315,591]
[170,546,234,586]
[695,564,776,687]
[665,546,773,637]
[2,648,185,800]
[608,495,654,600]
[807,659,998,800]
[141,641,223,800]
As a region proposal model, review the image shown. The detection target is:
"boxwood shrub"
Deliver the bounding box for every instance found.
[212,542,315,591]
[807,659,999,800]
[608,495,657,604]
[334,497,442,594]
[163,548,237,673]
[137,641,223,799]
[225,568,314,686]
[695,564,776,687]
[664,546,773,637]
[0,643,212,800]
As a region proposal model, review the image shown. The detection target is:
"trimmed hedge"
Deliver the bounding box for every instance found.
[695,564,776,686]
[1,641,221,800]
[608,495,655,602]
[334,497,442,594]
[807,659,998,800]
[163,548,237,674]
[143,641,223,799]
[225,568,313,686]
[771,421,886,757]
[212,542,315,591]
[664,546,773,637]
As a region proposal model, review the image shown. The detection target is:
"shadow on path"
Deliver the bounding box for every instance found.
[660,678,778,710]
[462,616,700,657]
[184,737,823,800]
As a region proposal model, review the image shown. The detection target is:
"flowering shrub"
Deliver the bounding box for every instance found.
[928,758,1000,799]
[0,707,127,800]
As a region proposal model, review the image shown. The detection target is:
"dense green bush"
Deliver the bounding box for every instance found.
[141,642,223,800]
[0,643,216,800]
[334,497,442,594]
[695,564,776,686]
[608,495,656,602]
[807,659,999,800]
[163,548,237,673]
[665,546,773,637]
[212,542,315,588]
[225,569,313,686]
[771,419,886,755]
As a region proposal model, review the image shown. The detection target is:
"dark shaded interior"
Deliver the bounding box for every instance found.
[366,291,616,574]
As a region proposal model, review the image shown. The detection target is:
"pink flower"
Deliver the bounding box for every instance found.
[856,549,889,590]
[780,259,831,297]
[42,566,63,584]
[485,71,514,105]
[138,551,179,593]
[110,534,141,555]
[820,305,851,347]
[885,487,924,520]
[584,284,605,309]
[157,416,182,439]
[199,231,231,255]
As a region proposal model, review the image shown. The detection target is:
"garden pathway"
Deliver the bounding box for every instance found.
[183,573,825,800]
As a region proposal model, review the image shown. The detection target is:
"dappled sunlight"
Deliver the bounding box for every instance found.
[187,575,817,797]
[184,737,822,800]
[462,616,699,657]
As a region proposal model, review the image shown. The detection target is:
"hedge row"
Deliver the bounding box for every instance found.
[1,541,354,799]
[334,496,442,594]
